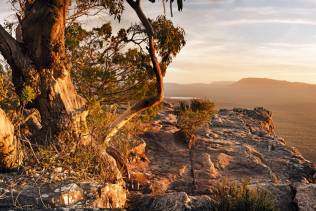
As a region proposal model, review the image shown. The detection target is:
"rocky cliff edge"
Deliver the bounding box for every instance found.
[0,103,315,210]
[128,103,316,211]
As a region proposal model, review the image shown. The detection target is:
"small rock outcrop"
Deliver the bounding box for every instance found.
[0,109,23,170]
[128,104,316,210]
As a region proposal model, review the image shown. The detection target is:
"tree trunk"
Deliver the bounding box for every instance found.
[0,0,89,144]
[21,0,89,143]
[0,109,23,170]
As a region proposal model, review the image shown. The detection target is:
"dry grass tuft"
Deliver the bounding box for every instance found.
[211,179,278,211]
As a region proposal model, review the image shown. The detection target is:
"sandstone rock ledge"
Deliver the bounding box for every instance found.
[0,105,315,210]
[128,105,316,211]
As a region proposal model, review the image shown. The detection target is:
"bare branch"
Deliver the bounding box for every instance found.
[170,0,173,17]
[104,0,164,143]
[127,0,154,36]
[0,25,19,64]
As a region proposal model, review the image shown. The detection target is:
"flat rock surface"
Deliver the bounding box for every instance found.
[128,104,316,210]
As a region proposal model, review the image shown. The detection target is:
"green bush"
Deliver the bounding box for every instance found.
[177,99,216,139]
[212,180,278,211]
[20,85,36,104]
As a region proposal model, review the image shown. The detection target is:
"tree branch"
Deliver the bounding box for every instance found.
[0,25,21,66]
[127,0,154,36]
[0,24,33,70]
[104,0,164,144]
[0,24,34,96]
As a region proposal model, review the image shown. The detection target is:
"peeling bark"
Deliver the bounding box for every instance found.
[20,0,89,143]
[21,0,68,68]
[104,0,164,144]
[0,0,89,144]
[1,0,162,146]
[0,109,23,170]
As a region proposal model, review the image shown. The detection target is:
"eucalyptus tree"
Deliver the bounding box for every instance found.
[0,0,185,170]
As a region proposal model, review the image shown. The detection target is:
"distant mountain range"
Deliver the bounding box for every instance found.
[165,78,316,106]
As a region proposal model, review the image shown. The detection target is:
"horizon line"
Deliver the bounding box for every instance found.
[165,77,316,85]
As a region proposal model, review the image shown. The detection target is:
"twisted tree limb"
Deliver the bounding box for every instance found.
[0,24,31,171]
[0,24,34,93]
[104,0,164,144]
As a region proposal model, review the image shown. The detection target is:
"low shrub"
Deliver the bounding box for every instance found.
[177,99,216,140]
[212,179,278,211]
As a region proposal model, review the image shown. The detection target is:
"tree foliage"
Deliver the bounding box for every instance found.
[66,16,185,105]
[6,0,186,107]
[0,0,187,173]
[4,0,186,109]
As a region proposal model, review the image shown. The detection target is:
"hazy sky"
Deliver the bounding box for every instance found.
[1,0,316,84]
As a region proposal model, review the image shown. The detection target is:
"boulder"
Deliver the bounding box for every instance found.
[51,183,85,207]
[0,109,23,170]
[92,183,127,208]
